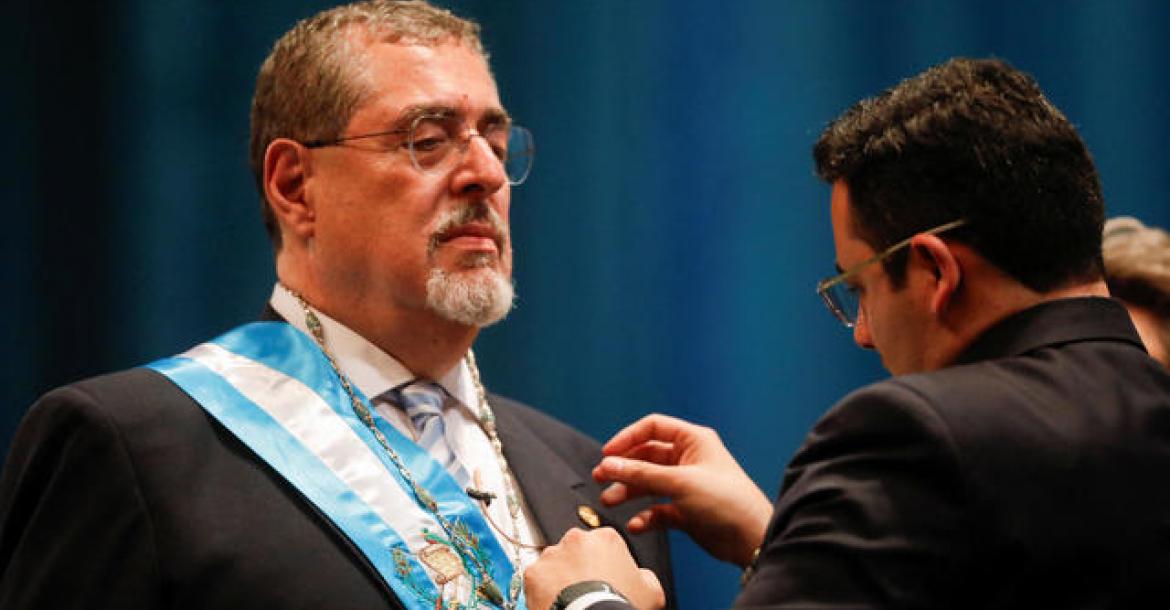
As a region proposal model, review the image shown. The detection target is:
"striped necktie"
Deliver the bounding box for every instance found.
[388,380,471,488]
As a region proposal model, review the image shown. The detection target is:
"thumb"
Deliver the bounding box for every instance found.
[596,456,685,498]
[638,568,666,609]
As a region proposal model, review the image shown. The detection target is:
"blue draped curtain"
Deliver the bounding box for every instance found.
[6,1,1169,607]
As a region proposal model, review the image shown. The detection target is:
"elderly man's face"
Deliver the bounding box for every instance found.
[306,39,513,327]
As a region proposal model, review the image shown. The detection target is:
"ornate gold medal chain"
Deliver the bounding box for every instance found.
[291,293,508,608]
[464,349,546,604]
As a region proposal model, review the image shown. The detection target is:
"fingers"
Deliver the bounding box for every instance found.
[526,529,625,610]
[541,529,664,610]
[597,478,656,509]
[593,439,679,505]
[637,568,666,610]
[627,507,654,532]
[623,439,676,465]
[602,413,698,457]
[627,503,681,534]
[594,456,685,499]
[599,480,634,505]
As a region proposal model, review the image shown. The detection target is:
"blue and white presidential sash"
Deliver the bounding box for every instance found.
[148,322,520,610]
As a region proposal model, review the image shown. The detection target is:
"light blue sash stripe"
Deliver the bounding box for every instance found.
[210,323,516,597]
[149,354,436,610]
[154,322,520,608]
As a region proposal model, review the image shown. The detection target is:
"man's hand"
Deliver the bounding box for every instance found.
[593,413,773,567]
[525,528,664,610]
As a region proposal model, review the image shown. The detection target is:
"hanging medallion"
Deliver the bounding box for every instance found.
[419,543,465,585]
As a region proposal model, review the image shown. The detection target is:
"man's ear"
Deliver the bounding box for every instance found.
[264,138,315,243]
[910,233,962,315]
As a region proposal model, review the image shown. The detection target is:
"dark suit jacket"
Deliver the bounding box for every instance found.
[590,297,1170,610]
[732,297,1170,609]
[0,320,674,609]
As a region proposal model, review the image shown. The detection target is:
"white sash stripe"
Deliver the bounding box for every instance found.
[181,342,441,554]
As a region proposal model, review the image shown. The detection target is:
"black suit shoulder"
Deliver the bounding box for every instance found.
[739,334,1170,609]
[0,369,169,608]
[736,377,972,609]
[1,368,398,610]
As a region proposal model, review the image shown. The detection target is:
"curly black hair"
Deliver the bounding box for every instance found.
[814,57,1104,291]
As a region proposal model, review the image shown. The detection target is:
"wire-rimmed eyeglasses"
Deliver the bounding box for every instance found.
[303,113,535,186]
[817,219,968,328]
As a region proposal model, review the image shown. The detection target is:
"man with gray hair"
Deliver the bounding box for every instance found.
[1103,216,1170,367]
[0,2,673,609]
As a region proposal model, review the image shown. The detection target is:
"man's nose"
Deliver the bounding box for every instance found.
[853,306,875,350]
[450,132,507,197]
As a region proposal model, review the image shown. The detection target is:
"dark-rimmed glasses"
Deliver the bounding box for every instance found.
[817,219,968,328]
[303,113,535,186]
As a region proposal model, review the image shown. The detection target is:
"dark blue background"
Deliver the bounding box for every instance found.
[6,1,1170,608]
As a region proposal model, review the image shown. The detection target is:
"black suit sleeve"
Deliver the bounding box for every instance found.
[734,381,974,609]
[0,385,160,608]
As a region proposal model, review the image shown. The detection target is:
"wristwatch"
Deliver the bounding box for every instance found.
[550,580,629,610]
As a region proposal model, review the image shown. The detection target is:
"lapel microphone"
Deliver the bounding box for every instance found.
[466,487,496,505]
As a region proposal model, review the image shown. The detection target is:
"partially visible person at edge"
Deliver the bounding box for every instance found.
[0,2,674,609]
[523,57,1170,610]
[1103,216,1170,367]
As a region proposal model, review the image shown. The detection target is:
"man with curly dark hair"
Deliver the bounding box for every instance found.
[526,58,1170,610]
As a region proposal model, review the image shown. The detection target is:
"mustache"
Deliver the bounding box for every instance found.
[427,201,509,256]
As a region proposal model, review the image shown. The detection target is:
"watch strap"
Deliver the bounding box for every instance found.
[550,580,629,610]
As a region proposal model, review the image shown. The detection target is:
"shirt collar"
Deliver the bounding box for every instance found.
[268,283,477,411]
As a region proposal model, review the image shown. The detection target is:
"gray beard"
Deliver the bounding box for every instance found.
[425,260,515,327]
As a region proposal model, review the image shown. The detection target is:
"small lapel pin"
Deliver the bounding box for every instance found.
[577,504,601,529]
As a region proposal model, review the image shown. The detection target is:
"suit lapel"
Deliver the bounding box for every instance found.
[489,397,597,543]
[260,303,284,322]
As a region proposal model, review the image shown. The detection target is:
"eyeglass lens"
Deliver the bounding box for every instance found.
[823,281,861,326]
[407,115,534,185]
